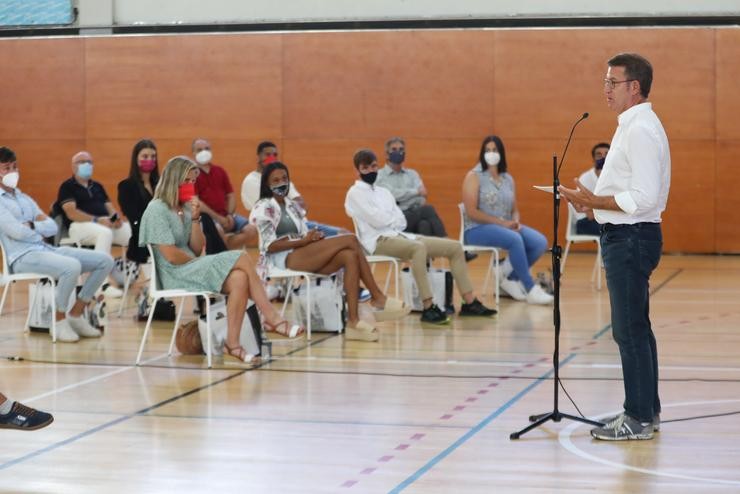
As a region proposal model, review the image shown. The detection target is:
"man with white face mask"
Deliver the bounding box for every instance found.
[192,138,256,248]
[58,151,132,257]
[0,147,114,342]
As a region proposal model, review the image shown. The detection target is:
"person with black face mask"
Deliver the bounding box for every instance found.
[574,143,610,235]
[250,161,410,342]
[375,137,476,259]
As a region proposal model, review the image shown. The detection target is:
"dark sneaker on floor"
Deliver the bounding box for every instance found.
[421,304,450,325]
[459,298,497,317]
[600,412,660,432]
[590,413,654,441]
[0,401,54,431]
[464,252,479,262]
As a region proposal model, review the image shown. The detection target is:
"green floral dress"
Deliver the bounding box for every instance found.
[139,199,241,292]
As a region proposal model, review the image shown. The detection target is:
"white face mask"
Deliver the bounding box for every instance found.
[195,149,212,165]
[2,171,19,189]
[484,151,501,167]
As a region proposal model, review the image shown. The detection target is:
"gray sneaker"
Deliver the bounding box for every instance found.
[591,413,654,441]
[600,412,660,432]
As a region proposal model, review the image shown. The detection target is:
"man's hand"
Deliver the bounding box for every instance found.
[558,178,598,211]
[418,184,427,197]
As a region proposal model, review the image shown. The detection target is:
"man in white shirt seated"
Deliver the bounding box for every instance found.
[345,148,496,325]
[0,147,114,343]
[573,142,610,236]
[241,141,347,238]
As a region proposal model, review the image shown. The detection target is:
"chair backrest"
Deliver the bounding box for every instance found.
[565,204,579,239]
[0,240,9,277]
[457,203,466,244]
[146,245,161,293]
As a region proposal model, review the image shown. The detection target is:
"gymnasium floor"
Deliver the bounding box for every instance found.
[1,253,739,493]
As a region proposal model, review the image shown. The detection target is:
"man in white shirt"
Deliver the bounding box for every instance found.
[345,149,496,324]
[573,142,610,235]
[559,53,670,441]
[241,141,346,237]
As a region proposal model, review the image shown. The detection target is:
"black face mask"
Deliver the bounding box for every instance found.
[271,183,289,197]
[388,150,405,165]
[360,171,378,185]
[595,157,606,170]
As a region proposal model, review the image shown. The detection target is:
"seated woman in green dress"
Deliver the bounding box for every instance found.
[250,161,409,342]
[139,156,303,363]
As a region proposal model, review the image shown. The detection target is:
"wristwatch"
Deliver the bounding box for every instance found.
[28,221,35,230]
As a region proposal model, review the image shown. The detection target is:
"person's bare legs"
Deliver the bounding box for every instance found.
[220,269,249,351]
[229,252,284,327]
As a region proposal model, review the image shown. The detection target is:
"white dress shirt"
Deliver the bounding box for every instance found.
[573,167,598,221]
[593,102,671,225]
[240,171,301,211]
[344,180,413,253]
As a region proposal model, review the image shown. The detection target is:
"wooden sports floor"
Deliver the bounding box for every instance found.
[1,252,739,493]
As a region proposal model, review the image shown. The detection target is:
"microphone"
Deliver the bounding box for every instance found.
[556,112,589,178]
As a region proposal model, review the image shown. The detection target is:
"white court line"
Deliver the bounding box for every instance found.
[272,356,740,374]
[19,353,169,404]
[559,399,740,487]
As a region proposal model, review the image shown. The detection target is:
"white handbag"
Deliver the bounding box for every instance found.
[291,276,346,332]
[401,267,452,312]
[197,299,263,357]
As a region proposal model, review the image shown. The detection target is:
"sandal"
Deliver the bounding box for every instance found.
[372,296,410,322]
[223,342,260,364]
[264,319,305,339]
[345,320,380,342]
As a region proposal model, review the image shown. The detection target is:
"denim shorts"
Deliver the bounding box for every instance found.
[269,249,293,270]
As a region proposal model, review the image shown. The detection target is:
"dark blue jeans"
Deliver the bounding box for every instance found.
[600,222,662,423]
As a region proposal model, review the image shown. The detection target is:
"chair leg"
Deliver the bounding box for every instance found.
[118,261,134,318]
[50,280,57,343]
[305,276,312,341]
[204,297,212,369]
[393,260,399,299]
[168,297,187,356]
[24,281,39,334]
[493,250,500,307]
[561,241,572,274]
[280,278,295,317]
[0,283,9,316]
[136,296,159,365]
[383,264,392,295]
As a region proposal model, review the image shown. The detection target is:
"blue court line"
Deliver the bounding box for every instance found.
[389,353,577,494]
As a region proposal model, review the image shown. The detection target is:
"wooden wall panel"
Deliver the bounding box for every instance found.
[715,140,740,252]
[716,30,740,139]
[282,31,496,140]
[0,28,736,253]
[0,38,84,139]
[84,34,283,140]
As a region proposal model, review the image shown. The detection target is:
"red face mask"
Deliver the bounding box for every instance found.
[178,182,196,203]
[263,154,278,165]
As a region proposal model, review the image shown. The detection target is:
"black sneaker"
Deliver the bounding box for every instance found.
[464,252,479,263]
[0,401,54,431]
[421,304,450,325]
[459,298,497,317]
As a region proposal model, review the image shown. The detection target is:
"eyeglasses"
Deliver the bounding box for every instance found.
[604,78,636,90]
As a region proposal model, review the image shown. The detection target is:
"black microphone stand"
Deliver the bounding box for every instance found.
[510,114,603,440]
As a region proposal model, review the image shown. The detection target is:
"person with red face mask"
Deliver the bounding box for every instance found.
[139,156,304,363]
[118,139,160,265]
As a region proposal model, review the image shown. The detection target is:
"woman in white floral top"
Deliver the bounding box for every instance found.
[250,162,409,342]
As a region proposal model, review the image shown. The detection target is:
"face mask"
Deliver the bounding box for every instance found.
[139,159,156,173]
[270,182,289,197]
[178,182,196,203]
[360,171,378,185]
[595,157,606,170]
[263,154,277,166]
[484,152,501,167]
[388,150,405,165]
[77,162,93,179]
[195,149,212,165]
[1,171,19,189]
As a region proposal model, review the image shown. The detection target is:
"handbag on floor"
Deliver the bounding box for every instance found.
[28,281,102,332]
[291,275,346,332]
[195,299,263,357]
[401,267,453,312]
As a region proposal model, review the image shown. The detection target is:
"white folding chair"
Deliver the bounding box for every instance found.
[458,203,500,306]
[0,242,58,342]
[135,245,220,368]
[561,204,602,289]
[350,218,400,298]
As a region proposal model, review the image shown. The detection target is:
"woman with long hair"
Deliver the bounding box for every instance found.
[461,135,553,305]
[250,161,408,342]
[139,156,303,363]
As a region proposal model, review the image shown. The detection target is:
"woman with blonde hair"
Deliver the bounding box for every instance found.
[139,156,303,363]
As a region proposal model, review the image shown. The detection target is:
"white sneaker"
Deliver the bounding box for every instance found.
[103,285,124,298]
[496,258,514,282]
[53,319,80,343]
[67,315,102,338]
[500,277,527,301]
[526,284,554,305]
